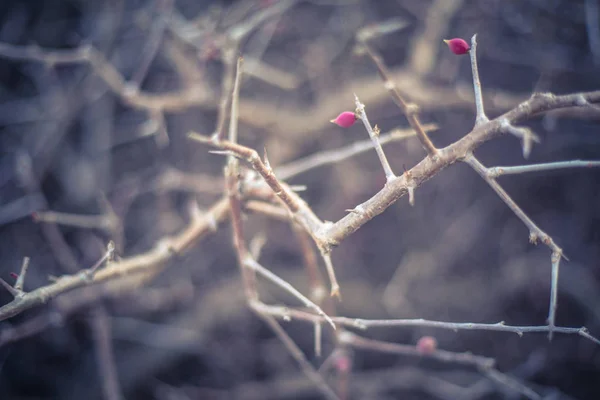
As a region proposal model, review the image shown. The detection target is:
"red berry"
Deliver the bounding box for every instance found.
[443,38,470,55]
[416,336,437,354]
[334,354,352,372]
[330,111,357,128]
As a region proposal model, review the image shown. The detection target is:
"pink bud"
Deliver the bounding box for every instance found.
[443,38,470,55]
[416,336,437,354]
[330,111,357,128]
[334,354,352,372]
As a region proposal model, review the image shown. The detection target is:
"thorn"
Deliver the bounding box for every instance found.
[209,150,235,156]
[263,147,272,170]
[408,186,415,206]
[0,278,19,297]
[14,257,30,292]
[289,185,307,192]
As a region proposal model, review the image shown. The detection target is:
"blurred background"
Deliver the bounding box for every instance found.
[0,0,599,399]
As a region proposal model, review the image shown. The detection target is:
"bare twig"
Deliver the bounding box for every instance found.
[246,258,335,329]
[585,0,600,64]
[499,118,541,158]
[469,34,489,126]
[255,313,340,400]
[487,160,600,178]
[218,65,338,400]
[0,197,230,321]
[465,154,563,338]
[321,90,600,247]
[359,41,438,156]
[276,124,438,180]
[338,331,494,369]
[483,368,541,400]
[89,307,123,400]
[251,303,600,345]
[13,257,30,293]
[212,46,240,142]
[353,94,396,181]
[0,42,211,111]
[32,211,118,233]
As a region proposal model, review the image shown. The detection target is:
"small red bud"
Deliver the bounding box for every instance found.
[443,38,470,55]
[10,272,19,279]
[330,111,357,128]
[334,354,352,372]
[416,336,437,354]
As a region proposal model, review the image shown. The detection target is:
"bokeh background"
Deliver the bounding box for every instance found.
[1,0,599,399]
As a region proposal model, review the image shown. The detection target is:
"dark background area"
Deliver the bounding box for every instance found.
[0,0,599,399]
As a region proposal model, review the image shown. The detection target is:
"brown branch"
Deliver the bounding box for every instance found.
[255,313,340,400]
[464,154,564,337]
[360,39,438,156]
[219,62,337,397]
[275,124,438,180]
[212,46,240,141]
[0,42,211,111]
[250,303,600,345]
[0,197,230,321]
[89,307,123,400]
[322,90,600,247]
[353,94,396,181]
[188,133,343,296]
[338,331,494,370]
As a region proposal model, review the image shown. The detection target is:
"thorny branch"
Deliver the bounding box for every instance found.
[1,4,600,399]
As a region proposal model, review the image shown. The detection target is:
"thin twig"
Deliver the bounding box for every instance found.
[190,133,301,213]
[212,45,240,142]
[276,124,438,180]
[89,307,123,400]
[14,257,30,293]
[360,41,438,156]
[353,94,396,182]
[0,198,230,321]
[246,258,335,330]
[499,118,540,158]
[33,211,117,233]
[251,303,600,345]
[585,0,600,64]
[487,160,600,178]
[322,90,600,247]
[338,331,495,369]
[129,0,174,89]
[483,368,541,400]
[291,223,327,305]
[254,313,340,400]
[0,42,210,111]
[469,34,488,126]
[321,252,341,299]
[465,154,563,338]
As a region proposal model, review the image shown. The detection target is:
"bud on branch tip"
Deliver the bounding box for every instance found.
[331,111,357,128]
[443,38,470,55]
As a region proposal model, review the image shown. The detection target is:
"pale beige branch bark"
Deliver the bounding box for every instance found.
[0,198,230,321]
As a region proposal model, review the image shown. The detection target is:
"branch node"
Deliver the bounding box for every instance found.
[529,232,538,244]
[353,94,396,181]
